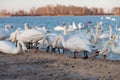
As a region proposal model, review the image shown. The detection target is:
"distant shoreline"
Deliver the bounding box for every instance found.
[0,14,119,18]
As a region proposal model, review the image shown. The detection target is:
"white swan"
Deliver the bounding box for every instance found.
[115,21,120,32]
[93,40,111,59]
[105,16,111,20]
[72,22,77,31]
[53,35,91,58]
[67,22,77,31]
[0,40,27,55]
[99,26,112,39]
[36,33,63,54]
[8,28,46,49]
[0,30,9,40]
[4,24,13,31]
[54,26,64,31]
[10,28,44,42]
[94,36,120,59]
[35,26,49,33]
[78,22,82,30]
[0,24,13,40]
[24,23,31,30]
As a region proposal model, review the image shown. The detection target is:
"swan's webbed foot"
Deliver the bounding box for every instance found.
[52,48,56,53]
[34,47,39,53]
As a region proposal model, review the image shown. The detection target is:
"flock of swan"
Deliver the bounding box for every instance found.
[0,17,120,60]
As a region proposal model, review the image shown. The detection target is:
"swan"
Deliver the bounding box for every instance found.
[0,24,13,40]
[94,36,120,59]
[53,35,91,59]
[72,22,77,31]
[93,40,111,59]
[8,28,46,49]
[54,26,64,31]
[36,33,63,54]
[99,26,112,40]
[115,21,120,32]
[35,26,50,33]
[0,30,9,40]
[111,18,116,21]
[67,22,77,31]
[105,16,111,20]
[0,40,27,55]
[24,23,31,30]
[78,22,82,30]
[4,24,13,31]
[12,28,44,42]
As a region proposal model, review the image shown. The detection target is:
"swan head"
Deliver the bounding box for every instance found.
[4,24,13,31]
[112,35,116,40]
[24,23,29,27]
[93,50,100,58]
[93,50,108,59]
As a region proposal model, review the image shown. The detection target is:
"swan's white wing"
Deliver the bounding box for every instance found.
[17,29,43,42]
[0,40,16,53]
[0,29,10,40]
[66,36,91,52]
[54,26,64,31]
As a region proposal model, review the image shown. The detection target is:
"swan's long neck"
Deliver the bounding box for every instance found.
[115,21,118,30]
[63,25,67,35]
[18,41,27,52]
[109,26,112,39]
[4,26,8,31]
[24,23,30,30]
[14,41,27,54]
[110,40,116,52]
[95,25,99,36]
[53,36,65,48]
[40,36,51,46]
[99,40,111,54]
[12,41,21,54]
[4,25,12,31]
[9,30,18,43]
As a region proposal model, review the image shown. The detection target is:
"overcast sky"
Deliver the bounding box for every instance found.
[0,0,119,12]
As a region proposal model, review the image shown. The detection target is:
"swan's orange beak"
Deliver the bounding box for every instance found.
[93,51,100,58]
[34,47,39,53]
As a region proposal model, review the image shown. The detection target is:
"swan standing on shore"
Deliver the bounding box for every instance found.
[94,36,120,59]
[9,28,46,48]
[53,35,91,59]
[0,40,27,55]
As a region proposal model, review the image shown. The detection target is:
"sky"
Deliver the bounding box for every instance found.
[0,0,120,12]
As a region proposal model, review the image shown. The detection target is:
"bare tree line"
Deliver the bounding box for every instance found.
[0,4,120,16]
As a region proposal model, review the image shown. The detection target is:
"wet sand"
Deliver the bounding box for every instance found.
[0,49,120,80]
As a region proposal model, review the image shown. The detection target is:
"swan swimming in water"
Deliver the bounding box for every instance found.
[0,24,13,40]
[0,40,27,55]
[24,23,31,30]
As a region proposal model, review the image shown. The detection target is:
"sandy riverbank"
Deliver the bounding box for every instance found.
[0,49,120,80]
